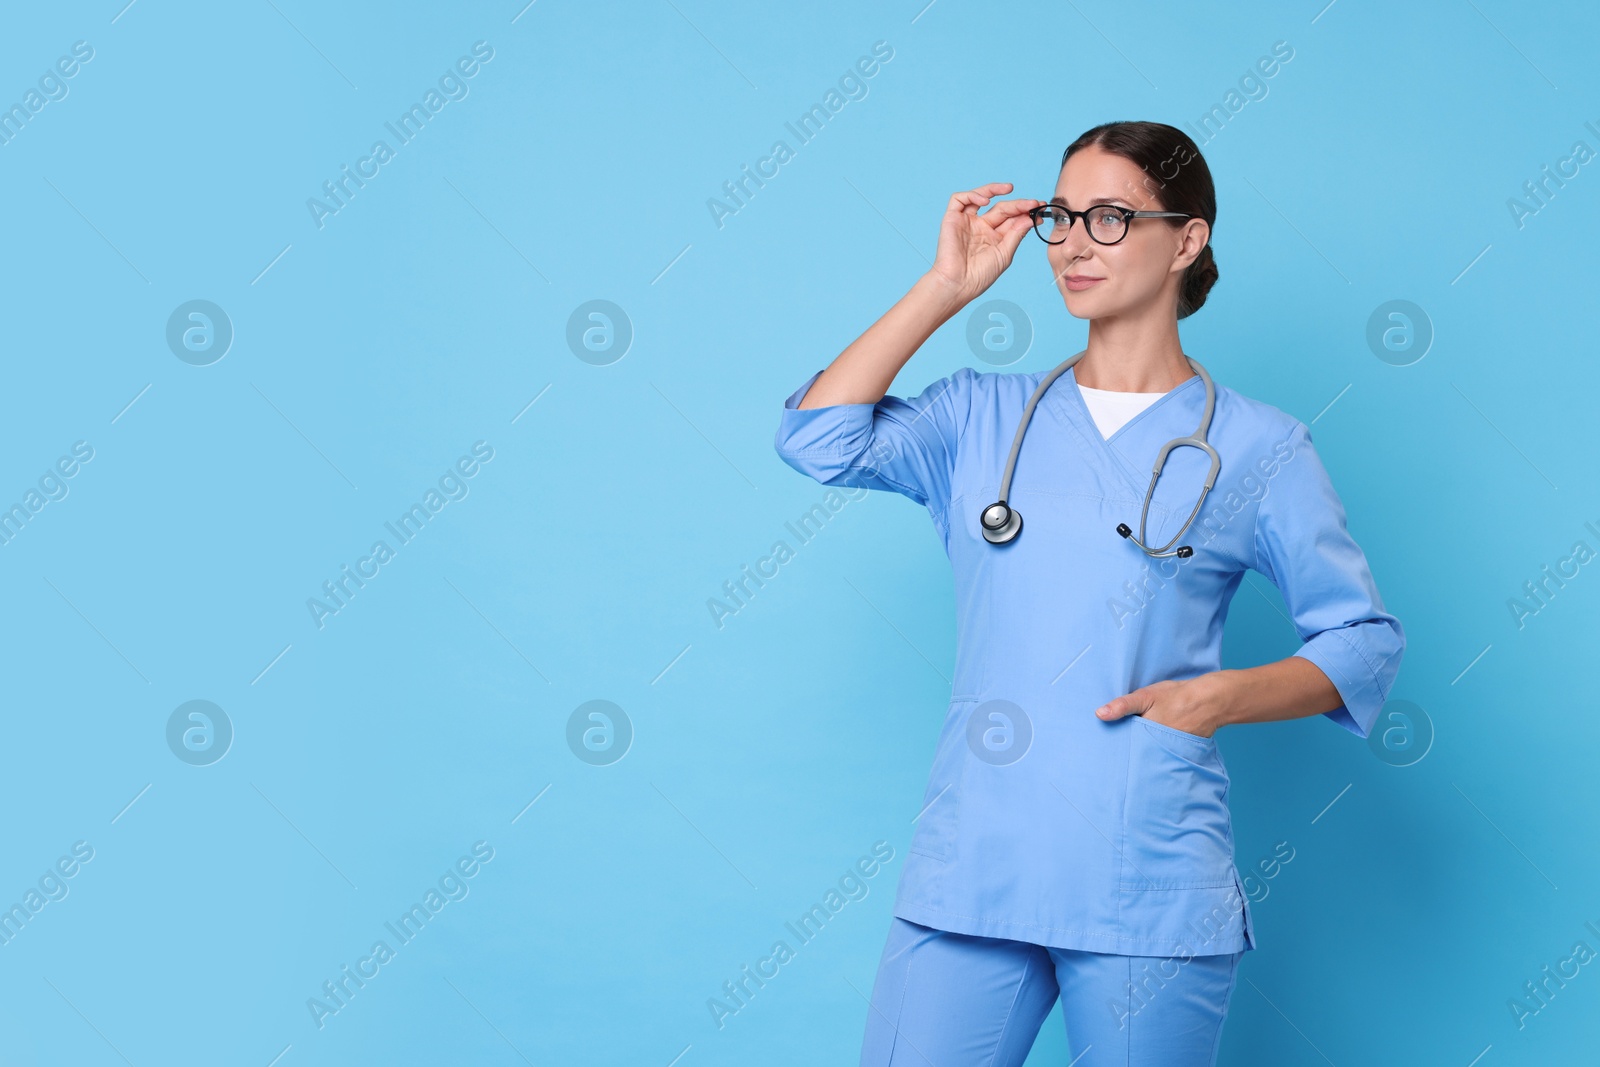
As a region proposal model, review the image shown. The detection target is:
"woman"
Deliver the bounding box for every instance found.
[772,121,1405,1066]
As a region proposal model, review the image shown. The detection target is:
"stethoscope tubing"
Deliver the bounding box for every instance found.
[983,350,1219,557]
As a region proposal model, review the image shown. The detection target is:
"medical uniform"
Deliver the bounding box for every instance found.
[776,361,1404,1063]
[772,360,1405,956]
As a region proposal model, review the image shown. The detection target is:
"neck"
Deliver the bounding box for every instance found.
[1074,319,1193,392]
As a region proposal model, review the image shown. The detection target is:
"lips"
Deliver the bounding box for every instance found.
[1063,275,1104,291]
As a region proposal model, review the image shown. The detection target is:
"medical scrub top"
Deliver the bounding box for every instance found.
[773,361,1406,957]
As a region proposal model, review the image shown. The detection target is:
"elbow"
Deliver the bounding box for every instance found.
[773,411,874,485]
[1347,613,1406,699]
[1375,612,1406,683]
[773,436,815,482]
[773,429,856,487]
[1298,612,1406,741]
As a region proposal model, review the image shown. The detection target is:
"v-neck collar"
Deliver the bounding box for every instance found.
[1042,363,1205,501]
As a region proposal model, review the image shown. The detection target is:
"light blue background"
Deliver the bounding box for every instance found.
[0,1,1596,1064]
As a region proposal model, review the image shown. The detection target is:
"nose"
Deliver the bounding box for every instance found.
[1051,230,1094,269]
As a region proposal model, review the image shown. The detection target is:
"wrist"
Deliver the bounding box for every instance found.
[913,270,968,321]
[1196,670,1239,732]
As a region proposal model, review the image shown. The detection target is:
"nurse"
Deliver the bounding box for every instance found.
[772,121,1405,1066]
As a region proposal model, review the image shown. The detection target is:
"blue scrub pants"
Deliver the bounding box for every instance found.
[859,918,1243,1067]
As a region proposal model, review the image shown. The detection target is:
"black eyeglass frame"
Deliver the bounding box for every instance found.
[1027,203,1196,246]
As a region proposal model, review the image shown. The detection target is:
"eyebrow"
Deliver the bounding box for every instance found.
[1049,195,1134,208]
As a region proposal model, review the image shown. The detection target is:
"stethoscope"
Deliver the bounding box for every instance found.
[979,349,1220,559]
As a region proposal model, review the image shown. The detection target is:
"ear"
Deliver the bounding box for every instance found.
[1173,218,1211,272]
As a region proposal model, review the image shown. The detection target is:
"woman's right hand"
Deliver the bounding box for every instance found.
[925,183,1042,311]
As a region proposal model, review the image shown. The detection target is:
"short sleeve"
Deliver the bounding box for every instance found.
[772,366,973,520]
[1251,421,1406,739]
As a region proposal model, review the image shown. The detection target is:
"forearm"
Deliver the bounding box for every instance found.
[1203,656,1343,731]
[797,272,965,409]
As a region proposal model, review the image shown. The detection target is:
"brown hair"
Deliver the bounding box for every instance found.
[1061,121,1218,319]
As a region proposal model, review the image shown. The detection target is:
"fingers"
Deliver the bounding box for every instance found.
[1096,688,1149,720]
[995,213,1035,255]
[948,182,1016,216]
[972,199,1049,235]
[980,200,1045,265]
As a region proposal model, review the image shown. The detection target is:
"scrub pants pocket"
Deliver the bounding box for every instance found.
[859,918,1243,1067]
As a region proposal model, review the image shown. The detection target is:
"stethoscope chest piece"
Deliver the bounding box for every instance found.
[980,501,1021,544]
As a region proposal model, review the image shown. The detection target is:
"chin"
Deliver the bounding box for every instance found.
[1059,289,1102,318]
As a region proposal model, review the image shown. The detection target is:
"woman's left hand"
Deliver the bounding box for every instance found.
[1094,675,1224,738]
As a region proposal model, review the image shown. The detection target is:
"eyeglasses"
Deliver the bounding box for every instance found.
[1028,203,1195,246]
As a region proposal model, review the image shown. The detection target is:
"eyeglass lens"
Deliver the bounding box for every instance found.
[1036,205,1125,244]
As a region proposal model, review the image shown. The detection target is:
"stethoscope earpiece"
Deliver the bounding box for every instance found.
[1116,522,1192,555]
[981,351,1218,559]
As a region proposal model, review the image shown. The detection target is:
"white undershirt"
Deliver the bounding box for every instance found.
[1077,384,1168,440]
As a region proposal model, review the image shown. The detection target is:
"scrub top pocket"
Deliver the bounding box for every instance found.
[1121,714,1237,890]
[1135,713,1217,748]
